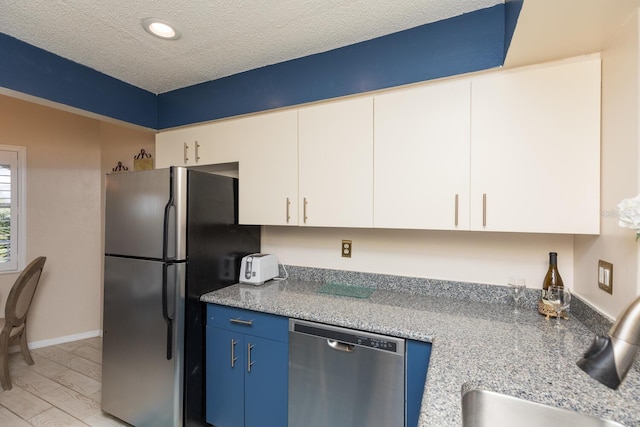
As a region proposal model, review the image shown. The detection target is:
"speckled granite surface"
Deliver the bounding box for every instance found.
[281,265,542,309]
[201,278,640,427]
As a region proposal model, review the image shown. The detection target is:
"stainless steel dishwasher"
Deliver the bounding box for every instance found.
[288,319,406,427]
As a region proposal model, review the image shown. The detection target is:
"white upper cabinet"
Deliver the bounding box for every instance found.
[155,111,298,226]
[155,126,206,168]
[298,97,374,227]
[470,56,601,234]
[155,120,242,168]
[237,110,298,226]
[154,56,601,234]
[374,80,471,230]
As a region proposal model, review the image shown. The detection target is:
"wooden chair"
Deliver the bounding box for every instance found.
[0,256,46,390]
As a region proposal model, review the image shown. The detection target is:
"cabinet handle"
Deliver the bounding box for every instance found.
[286,197,291,223]
[247,343,255,373]
[454,194,459,227]
[230,339,238,368]
[482,193,487,227]
[195,141,201,163]
[183,142,189,164]
[303,198,308,224]
[230,318,253,326]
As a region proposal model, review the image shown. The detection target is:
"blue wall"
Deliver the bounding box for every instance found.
[158,4,507,129]
[0,33,157,129]
[0,3,520,130]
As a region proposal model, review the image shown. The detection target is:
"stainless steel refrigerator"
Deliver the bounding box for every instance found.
[102,167,260,426]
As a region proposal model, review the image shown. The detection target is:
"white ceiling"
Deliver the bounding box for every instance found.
[2,0,640,98]
[0,0,501,94]
[505,0,640,68]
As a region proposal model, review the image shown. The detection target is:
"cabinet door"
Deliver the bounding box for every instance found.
[195,119,247,165]
[155,121,241,168]
[406,340,432,427]
[374,80,471,230]
[244,336,288,427]
[206,327,245,427]
[298,97,374,227]
[155,128,199,168]
[470,57,601,233]
[237,110,299,226]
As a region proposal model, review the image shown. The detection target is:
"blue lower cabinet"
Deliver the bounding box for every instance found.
[206,305,288,427]
[244,335,288,427]
[206,304,430,427]
[406,340,432,427]
[206,327,245,427]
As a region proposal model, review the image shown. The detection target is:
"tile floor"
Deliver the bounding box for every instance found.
[0,337,131,426]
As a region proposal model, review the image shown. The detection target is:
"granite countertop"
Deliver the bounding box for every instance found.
[201,280,640,427]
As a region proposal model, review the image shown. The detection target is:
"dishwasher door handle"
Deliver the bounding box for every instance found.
[327,339,355,352]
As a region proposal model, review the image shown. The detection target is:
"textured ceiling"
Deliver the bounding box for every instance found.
[0,0,501,94]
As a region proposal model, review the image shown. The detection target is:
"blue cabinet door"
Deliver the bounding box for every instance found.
[244,335,288,427]
[206,304,289,427]
[206,327,245,427]
[406,340,432,427]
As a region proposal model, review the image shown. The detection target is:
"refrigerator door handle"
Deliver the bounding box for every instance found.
[162,264,175,360]
[163,169,176,261]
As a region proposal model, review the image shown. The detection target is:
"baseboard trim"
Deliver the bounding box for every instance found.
[9,330,102,354]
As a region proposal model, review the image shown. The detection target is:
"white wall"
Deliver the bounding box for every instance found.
[263,226,574,290]
[0,95,102,341]
[574,9,640,319]
[0,94,154,344]
[99,123,156,175]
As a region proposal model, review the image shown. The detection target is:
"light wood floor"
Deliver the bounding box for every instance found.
[0,337,131,426]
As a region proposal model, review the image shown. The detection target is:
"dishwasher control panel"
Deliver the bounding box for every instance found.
[291,319,404,355]
[356,335,397,352]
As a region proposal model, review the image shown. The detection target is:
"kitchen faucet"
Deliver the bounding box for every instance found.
[577,295,640,389]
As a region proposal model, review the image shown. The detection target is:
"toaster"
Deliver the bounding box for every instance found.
[239,253,279,285]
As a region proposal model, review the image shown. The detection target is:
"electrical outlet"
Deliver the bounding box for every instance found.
[341,240,352,258]
[598,260,613,294]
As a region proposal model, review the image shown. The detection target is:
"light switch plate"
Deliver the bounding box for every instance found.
[598,260,613,294]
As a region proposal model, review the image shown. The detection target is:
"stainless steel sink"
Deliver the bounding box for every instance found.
[462,389,625,427]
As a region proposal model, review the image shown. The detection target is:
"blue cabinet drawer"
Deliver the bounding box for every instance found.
[207,304,288,343]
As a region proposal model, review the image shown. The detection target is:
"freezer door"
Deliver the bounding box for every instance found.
[102,256,185,427]
[105,168,187,260]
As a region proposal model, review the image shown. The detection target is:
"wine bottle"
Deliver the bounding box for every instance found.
[538,252,564,317]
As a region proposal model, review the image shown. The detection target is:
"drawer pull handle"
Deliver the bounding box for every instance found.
[482,193,487,227]
[183,142,189,164]
[230,339,238,368]
[247,343,255,373]
[230,318,253,326]
[195,141,201,163]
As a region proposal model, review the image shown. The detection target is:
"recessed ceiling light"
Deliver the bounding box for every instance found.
[142,18,181,40]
